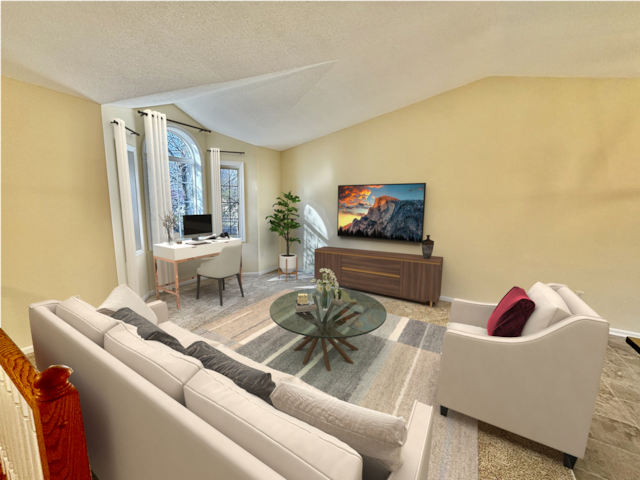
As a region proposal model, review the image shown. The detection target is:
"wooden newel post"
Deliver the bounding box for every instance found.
[0,328,92,480]
[34,365,73,401]
[33,365,92,480]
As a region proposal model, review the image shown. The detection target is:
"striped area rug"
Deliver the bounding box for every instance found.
[191,290,478,480]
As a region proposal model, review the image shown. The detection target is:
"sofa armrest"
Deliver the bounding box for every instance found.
[449,299,497,327]
[387,402,434,480]
[147,300,169,324]
[437,316,608,458]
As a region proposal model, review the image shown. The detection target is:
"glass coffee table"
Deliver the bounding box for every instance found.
[269,288,387,371]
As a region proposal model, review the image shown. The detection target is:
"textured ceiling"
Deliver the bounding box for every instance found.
[3,2,639,150]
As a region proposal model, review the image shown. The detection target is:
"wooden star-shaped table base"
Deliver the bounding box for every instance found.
[293,336,359,371]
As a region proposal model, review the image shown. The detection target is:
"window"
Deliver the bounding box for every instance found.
[127,145,144,255]
[220,161,245,241]
[167,128,203,236]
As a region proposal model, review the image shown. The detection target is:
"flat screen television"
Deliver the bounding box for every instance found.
[338,183,425,242]
[183,214,212,237]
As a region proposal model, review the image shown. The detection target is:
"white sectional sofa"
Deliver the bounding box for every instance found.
[29,297,434,480]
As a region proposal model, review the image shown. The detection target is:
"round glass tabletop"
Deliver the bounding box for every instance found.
[269,288,387,339]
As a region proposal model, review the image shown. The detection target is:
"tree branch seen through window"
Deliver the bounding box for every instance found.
[221,167,240,236]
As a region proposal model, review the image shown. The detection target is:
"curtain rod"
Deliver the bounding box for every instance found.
[207,148,245,155]
[137,110,212,133]
[111,121,140,136]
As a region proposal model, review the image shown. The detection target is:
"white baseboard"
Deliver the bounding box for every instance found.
[610,328,640,338]
[439,295,455,303]
[243,267,278,276]
[21,345,34,356]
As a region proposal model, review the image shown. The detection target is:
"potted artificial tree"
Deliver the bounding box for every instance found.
[266,192,302,275]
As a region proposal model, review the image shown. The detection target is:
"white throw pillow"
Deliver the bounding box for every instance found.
[98,284,158,324]
[56,297,118,347]
[184,369,362,480]
[104,323,202,403]
[521,282,571,336]
[270,380,407,472]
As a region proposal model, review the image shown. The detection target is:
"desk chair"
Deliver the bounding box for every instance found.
[196,243,244,306]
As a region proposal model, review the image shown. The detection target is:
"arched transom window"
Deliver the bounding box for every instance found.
[167,128,203,235]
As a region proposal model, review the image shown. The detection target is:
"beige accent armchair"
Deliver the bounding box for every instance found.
[196,243,244,306]
[436,284,609,469]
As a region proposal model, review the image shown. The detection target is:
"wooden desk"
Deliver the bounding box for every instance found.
[153,238,241,308]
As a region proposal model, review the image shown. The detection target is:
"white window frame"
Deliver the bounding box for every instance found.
[220,160,246,243]
[167,127,203,217]
[127,144,145,256]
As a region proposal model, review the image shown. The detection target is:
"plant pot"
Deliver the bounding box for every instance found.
[421,235,434,259]
[279,254,297,273]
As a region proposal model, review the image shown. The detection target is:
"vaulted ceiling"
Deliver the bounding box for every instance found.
[3,2,639,150]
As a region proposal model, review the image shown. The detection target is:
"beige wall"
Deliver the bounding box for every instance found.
[257,147,282,273]
[2,77,118,348]
[100,104,282,296]
[281,77,640,332]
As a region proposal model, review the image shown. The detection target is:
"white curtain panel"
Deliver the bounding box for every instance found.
[143,110,173,285]
[112,119,140,295]
[209,148,223,233]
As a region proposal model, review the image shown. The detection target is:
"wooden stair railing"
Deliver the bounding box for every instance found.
[0,328,91,480]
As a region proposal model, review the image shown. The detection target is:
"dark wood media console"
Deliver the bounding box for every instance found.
[315,247,443,306]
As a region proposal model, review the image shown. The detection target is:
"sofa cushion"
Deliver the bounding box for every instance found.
[184,369,362,480]
[271,380,407,472]
[447,323,489,336]
[486,287,535,337]
[521,282,572,336]
[185,341,276,405]
[556,286,599,318]
[56,297,118,347]
[104,323,202,403]
[111,307,186,353]
[98,284,158,324]
[159,322,222,349]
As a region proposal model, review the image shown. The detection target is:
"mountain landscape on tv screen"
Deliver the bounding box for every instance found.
[338,184,425,242]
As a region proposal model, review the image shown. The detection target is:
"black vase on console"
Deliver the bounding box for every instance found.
[421,235,434,259]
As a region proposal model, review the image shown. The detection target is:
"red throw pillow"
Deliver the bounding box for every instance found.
[487,287,535,337]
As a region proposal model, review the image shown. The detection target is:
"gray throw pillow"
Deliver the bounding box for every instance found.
[111,308,186,354]
[185,341,276,405]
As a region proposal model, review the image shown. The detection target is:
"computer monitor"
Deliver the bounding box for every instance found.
[182,214,213,238]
